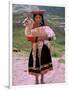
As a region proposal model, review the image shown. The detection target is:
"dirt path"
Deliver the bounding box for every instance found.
[12,52,65,85]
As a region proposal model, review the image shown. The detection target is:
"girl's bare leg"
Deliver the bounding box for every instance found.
[32,43,36,67]
[41,73,44,84]
[35,75,39,84]
[38,41,44,84]
[33,43,39,84]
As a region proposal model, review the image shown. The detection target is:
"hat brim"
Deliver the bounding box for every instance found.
[31,10,46,14]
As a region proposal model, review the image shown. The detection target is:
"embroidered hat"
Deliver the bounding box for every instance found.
[31,10,46,15]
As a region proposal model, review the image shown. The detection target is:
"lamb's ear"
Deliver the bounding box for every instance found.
[27,16,30,19]
[22,21,24,24]
[22,21,26,26]
[28,17,34,23]
[22,21,24,25]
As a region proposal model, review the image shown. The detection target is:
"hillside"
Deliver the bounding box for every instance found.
[13,4,65,57]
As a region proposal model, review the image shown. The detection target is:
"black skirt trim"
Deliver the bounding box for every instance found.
[28,63,53,75]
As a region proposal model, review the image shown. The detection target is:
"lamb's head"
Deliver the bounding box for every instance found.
[22,17,34,28]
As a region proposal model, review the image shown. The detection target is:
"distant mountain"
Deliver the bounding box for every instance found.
[39,6,65,17]
[13,4,65,17]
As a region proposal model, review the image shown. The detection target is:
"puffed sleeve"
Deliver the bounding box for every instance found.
[27,35,35,42]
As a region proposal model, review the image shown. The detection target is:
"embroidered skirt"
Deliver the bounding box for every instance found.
[28,44,53,75]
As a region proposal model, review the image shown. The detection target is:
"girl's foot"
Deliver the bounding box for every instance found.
[41,74,45,84]
[35,81,39,84]
[41,80,45,84]
[35,75,39,84]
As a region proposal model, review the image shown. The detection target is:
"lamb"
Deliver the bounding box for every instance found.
[22,17,56,40]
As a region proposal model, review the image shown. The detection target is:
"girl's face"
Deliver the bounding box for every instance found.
[34,14,42,24]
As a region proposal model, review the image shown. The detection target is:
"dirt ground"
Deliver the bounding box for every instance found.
[12,52,65,86]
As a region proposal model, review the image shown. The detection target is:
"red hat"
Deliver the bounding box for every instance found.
[31,10,46,15]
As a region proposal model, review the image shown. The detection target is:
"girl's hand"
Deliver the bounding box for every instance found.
[35,37,38,42]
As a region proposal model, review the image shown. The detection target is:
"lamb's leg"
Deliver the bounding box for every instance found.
[32,43,37,68]
[38,41,43,68]
[38,42,45,84]
[32,43,39,84]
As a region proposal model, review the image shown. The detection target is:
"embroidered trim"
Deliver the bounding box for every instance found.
[29,67,40,70]
[29,63,52,70]
[41,63,52,68]
[28,67,53,75]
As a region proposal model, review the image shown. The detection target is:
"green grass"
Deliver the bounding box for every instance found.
[13,27,31,52]
[51,32,65,57]
[47,19,60,28]
[13,26,65,57]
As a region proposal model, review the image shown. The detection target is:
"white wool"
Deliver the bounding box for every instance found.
[23,17,56,40]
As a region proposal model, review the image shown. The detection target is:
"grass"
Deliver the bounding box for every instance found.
[47,19,60,27]
[13,27,31,52]
[13,26,65,57]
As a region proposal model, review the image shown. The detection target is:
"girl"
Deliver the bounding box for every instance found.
[26,11,56,84]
